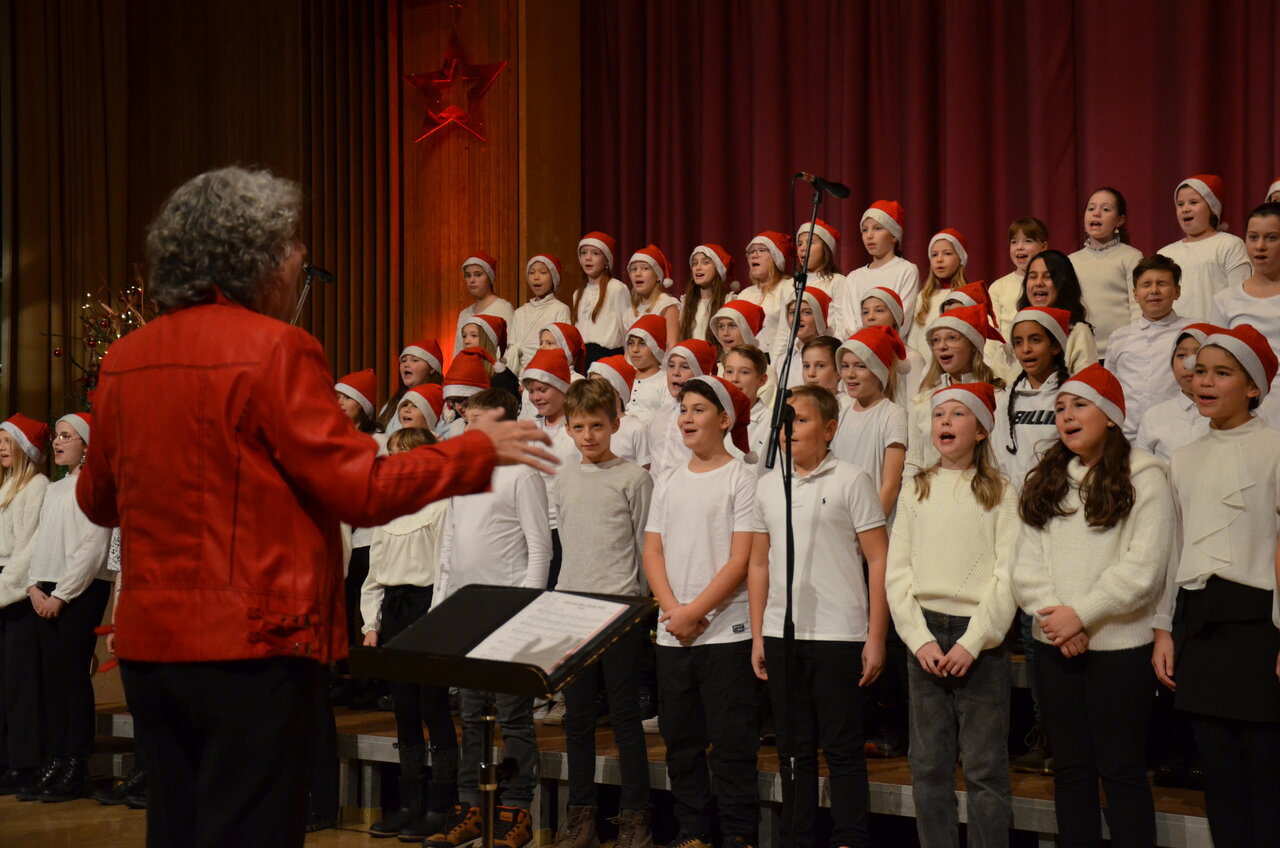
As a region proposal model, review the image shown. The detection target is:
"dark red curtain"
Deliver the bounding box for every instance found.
[582,0,1280,292]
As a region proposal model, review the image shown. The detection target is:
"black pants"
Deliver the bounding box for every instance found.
[546,530,562,591]
[583,343,622,370]
[0,597,42,769]
[381,585,457,751]
[1191,715,1280,848]
[656,641,759,841]
[345,546,370,648]
[565,623,649,810]
[1035,642,1155,848]
[35,579,111,759]
[764,637,868,848]
[121,657,320,848]
[309,676,338,820]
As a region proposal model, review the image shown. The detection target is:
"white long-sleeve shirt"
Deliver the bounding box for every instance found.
[1069,240,1144,360]
[506,295,571,373]
[1157,232,1251,321]
[772,273,847,361]
[840,258,922,342]
[454,298,515,353]
[1011,450,1174,651]
[736,280,791,354]
[0,474,49,608]
[574,277,632,348]
[26,474,113,602]
[1210,281,1280,396]
[360,499,448,634]
[433,464,551,606]
[1134,393,1207,463]
[1105,312,1192,439]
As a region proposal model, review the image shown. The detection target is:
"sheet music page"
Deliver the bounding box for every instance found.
[465,591,630,672]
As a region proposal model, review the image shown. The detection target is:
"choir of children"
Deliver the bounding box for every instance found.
[8,183,1280,848]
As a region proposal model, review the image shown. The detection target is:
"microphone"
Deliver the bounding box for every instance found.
[794,171,851,199]
[304,262,336,284]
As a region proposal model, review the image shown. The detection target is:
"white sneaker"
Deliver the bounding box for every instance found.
[641,715,660,734]
[540,698,567,725]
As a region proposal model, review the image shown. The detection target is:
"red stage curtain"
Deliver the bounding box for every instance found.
[582,0,1280,291]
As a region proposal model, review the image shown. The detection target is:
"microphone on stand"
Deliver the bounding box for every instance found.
[292,263,336,325]
[793,171,851,199]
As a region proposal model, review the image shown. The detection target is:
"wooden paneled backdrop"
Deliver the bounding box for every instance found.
[1,0,581,420]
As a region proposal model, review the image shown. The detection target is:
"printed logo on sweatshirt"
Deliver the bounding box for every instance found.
[732,623,746,634]
[1012,409,1056,426]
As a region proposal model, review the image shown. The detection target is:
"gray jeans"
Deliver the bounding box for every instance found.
[457,688,538,810]
[906,610,1012,848]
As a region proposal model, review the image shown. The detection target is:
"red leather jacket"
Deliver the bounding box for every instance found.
[77,294,496,663]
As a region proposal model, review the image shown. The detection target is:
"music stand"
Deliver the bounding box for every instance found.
[351,585,656,848]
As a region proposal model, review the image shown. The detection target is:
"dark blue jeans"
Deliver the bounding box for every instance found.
[906,610,1011,848]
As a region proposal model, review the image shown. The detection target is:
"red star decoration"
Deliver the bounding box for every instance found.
[404,29,507,142]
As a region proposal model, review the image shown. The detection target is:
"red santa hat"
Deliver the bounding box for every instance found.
[747,231,793,273]
[335,369,378,418]
[56,412,93,446]
[579,231,618,269]
[400,338,443,375]
[462,314,509,371]
[1059,363,1127,427]
[629,244,675,290]
[521,348,572,394]
[402,384,445,430]
[839,326,908,389]
[667,339,718,377]
[543,322,584,367]
[1203,324,1280,400]
[929,228,970,268]
[1176,322,1223,347]
[800,288,833,335]
[587,355,637,402]
[927,303,1005,351]
[862,200,905,242]
[860,286,905,327]
[627,314,668,362]
[931,382,997,433]
[797,218,841,257]
[690,243,737,291]
[1011,306,1071,353]
[526,253,564,290]
[0,413,49,464]
[712,300,766,347]
[443,347,493,399]
[1267,178,1280,201]
[461,251,497,283]
[686,375,755,462]
[944,281,995,326]
[1177,175,1225,226]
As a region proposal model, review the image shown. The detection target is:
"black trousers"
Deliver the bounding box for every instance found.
[121,657,320,848]
[564,623,649,810]
[656,641,759,841]
[1191,715,1280,848]
[1034,642,1155,848]
[583,343,623,370]
[380,585,457,751]
[309,677,338,820]
[35,579,111,759]
[0,597,42,769]
[764,637,869,848]
[344,546,370,649]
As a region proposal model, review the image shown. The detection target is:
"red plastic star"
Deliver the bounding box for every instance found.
[404,29,507,142]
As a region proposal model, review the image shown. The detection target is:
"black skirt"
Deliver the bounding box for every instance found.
[1173,577,1280,723]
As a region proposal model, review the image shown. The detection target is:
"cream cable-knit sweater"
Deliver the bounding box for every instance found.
[1011,449,1174,650]
[0,474,49,607]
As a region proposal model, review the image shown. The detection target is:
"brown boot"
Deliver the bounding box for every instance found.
[552,805,599,848]
[611,809,653,848]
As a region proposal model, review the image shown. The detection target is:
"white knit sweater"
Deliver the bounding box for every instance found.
[0,474,49,608]
[1011,449,1174,650]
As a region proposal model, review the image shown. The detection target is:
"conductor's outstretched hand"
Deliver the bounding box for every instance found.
[469,409,561,475]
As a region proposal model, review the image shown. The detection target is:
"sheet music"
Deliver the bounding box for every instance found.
[466,591,630,672]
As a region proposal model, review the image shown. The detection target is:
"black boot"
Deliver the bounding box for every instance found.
[93,765,146,805]
[123,773,149,810]
[15,757,64,801]
[41,757,93,803]
[369,744,426,838]
[0,766,38,796]
[399,746,458,842]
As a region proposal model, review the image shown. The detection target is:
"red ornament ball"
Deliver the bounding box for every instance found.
[86,339,97,348]
[99,318,109,328]
[53,347,62,357]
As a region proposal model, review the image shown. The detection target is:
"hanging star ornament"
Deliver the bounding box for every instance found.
[404,29,507,142]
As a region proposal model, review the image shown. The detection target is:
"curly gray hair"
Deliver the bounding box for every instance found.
[145,166,302,311]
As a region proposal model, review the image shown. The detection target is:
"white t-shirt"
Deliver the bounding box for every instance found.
[645,459,756,647]
[1157,232,1251,321]
[753,455,885,640]
[535,416,582,529]
[646,399,689,481]
[832,397,909,493]
[772,273,846,361]
[574,277,632,348]
[629,292,680,325]
[455,299,516,353]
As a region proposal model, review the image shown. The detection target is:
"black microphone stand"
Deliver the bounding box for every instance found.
[291,262,333,326]
[763,175,827,848]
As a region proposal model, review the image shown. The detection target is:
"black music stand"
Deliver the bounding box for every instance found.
[351,585,656,848]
